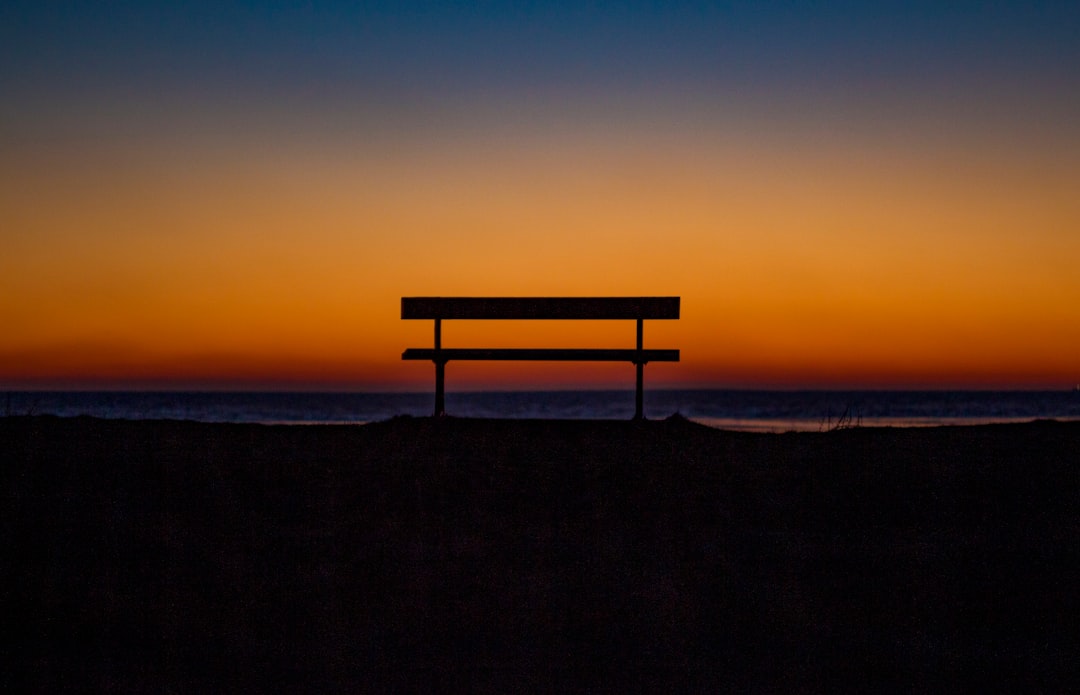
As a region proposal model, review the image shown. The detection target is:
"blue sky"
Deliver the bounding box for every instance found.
[5,1,1078,100]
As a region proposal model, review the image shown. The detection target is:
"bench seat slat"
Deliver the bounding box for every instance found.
[402,297,679,320]
[402,348,680,362]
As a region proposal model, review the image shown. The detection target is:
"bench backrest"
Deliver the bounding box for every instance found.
[401,297,680,320]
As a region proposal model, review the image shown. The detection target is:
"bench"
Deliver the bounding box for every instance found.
[401,297,680,419]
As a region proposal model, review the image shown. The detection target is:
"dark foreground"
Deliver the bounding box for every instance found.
[2,416,1078,692]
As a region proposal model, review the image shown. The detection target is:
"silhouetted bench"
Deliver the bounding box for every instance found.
[401,297,680,419]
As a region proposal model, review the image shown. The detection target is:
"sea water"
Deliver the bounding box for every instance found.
[5,390,1080,432]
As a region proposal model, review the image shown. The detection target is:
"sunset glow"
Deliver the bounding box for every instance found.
[3,2,1078,390]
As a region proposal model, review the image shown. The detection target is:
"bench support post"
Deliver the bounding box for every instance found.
[434,361,446,417]
[634,318,644,420]
[635,364,644,420]
[433,318,445,416]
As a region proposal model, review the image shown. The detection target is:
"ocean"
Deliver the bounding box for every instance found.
[5,390,1080,432]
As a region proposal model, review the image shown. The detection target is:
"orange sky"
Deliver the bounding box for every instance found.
[5,2,1080,390]
[2,90,1077,391]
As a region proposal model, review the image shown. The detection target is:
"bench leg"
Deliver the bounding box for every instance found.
[434,361,446,417]
[634,318,644,420]
[634,362,644,420]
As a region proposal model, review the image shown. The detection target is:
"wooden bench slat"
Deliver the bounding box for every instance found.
[402,297,680,320]
[402,348,680,362]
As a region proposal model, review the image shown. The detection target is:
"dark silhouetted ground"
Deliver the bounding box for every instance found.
[3,416,1078,691]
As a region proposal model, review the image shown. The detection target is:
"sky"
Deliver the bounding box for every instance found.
[2,1,1079,391]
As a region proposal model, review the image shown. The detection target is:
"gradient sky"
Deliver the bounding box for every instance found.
[3,1,1079,390]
